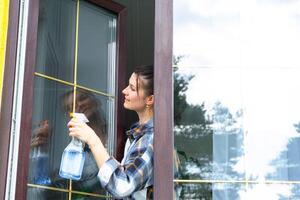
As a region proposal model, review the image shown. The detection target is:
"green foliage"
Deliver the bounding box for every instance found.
[173,55,195,125]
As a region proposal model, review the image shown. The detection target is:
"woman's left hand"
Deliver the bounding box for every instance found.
[67,117,97,144]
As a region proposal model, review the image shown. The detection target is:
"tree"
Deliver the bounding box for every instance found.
[173,55,213,199]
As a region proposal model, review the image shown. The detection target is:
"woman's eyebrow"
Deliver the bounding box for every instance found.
[129,83,136,88]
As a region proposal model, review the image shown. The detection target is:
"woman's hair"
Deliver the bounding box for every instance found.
[133,65,154,96]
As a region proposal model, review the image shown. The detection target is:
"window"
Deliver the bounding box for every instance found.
[173,0,300,199]
[1,0,174,199]
[1,0,126,199]
[28,0,119,198]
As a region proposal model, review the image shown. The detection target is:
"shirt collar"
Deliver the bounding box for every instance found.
[126,118,153,143]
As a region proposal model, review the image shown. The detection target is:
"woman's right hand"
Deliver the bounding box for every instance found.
[67,117,99,146]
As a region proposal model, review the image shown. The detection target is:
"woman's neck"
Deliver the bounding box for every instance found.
[137,109,153,124]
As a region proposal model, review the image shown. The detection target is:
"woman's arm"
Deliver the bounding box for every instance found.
[68,118,154,198]
[97,135,153,198]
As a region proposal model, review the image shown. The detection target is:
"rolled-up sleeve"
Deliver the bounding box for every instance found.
[97,134,153,198]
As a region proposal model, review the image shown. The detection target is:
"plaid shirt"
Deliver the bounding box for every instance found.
[98,119,154,199]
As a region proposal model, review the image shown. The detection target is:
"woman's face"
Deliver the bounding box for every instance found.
[122,73,149,112]
[64,91,98,119]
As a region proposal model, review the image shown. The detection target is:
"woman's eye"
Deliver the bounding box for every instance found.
[130,86,135,91]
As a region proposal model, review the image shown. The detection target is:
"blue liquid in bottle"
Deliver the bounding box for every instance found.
[32,146,51,185]
[59,138,85,180]
[59,113,88,180]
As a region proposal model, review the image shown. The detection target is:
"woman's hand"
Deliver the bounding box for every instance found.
[68,117,110,167]
[31,120,51,147]
[67,117,97,145]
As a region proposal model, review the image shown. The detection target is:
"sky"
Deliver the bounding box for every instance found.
[174,0,300,198]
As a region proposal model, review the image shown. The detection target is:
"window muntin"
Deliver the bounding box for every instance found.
[27,0,117,199]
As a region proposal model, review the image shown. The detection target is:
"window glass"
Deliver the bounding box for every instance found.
[27,0,117,199]
[27,188,68,199]
[245,184,300,199]
[174,183,245,200]
[35,0,76,82]
[174,0,300,198]
[28,78,71,191]
[28,77,108,198]
[174,67,245,181]
[77,0,117,95]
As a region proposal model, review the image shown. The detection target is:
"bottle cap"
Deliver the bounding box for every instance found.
[70,112,89,123]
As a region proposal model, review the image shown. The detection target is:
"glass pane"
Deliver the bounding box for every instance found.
[241,1,300,68]
[77,0,117,94]
[27,77,111,197]
[28,77,71,190]
[244,68,300,181]
[71,194,108,199]
[173,0,300,185]
[35,0,76,82]
[174,67,245,180]
[173,0,241,68]
[27,187,68,200]
[246,184,300,199]
[175,183,245,200]
[64,89,111,195]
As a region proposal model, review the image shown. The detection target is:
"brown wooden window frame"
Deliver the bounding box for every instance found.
[153,0,173,199]
[0,0,20,198]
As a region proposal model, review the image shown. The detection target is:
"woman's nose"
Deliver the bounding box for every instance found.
[122,86,128,95]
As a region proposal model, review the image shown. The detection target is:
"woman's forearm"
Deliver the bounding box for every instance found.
[88,136,110,168]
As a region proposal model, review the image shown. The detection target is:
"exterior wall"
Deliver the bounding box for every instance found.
[0,0,9,106]
[114,0,155,128]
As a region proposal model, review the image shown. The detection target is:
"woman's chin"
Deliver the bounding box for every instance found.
[123,103,132,110]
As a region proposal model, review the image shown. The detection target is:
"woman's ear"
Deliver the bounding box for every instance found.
[146,95,154,107]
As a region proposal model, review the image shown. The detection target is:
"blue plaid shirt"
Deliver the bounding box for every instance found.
[98,119,154,199]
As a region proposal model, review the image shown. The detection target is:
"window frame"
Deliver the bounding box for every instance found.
[153,0,173,199]
[0,0,20,198]
[0,0,126,199]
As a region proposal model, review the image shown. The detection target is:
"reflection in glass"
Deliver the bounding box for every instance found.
[77,1,117,94]
[174,67,245,181]
[71,194,107,200]
[244,184,300,199]
[173,0,300,192]
[35,0,76,82]
[27,187,68,200]
[27,77,112,198]
[174,183,244,200]
[243,69,300,181]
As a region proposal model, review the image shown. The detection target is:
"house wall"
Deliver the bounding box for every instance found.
[115,0,154,128]
[0,0,9,106]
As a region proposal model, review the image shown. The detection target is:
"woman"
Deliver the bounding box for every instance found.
[68,65,154,199]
